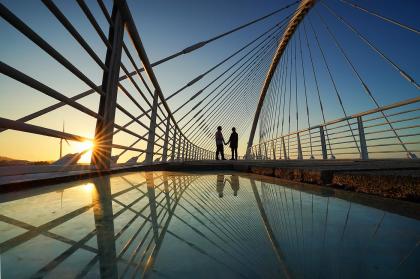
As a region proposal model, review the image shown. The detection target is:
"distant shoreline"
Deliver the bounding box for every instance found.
[0,156,51,167]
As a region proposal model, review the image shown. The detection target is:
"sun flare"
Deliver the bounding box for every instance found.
[83,183,94,192]
[73,140,94,164]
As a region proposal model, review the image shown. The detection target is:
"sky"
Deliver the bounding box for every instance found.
[0,0,419,162]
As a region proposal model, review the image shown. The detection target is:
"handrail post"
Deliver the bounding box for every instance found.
[320,126,328,160]
[186,141,190,160]
[161,116,170,162]
[264,142,268,160]
[272,140,277,160]
[191,143,194,160]
[357,116,369,160]
[171,129,177,161]
[177,133,181,160]
[297,132,303,160]
[282,137,287,160]
[91,3,124,170]
[182,137,186,161]
[145,89,159,164]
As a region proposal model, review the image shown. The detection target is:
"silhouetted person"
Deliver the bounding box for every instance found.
[226,174,240,196]
[215,126,226,160]
[226,127,238,160]
[216,174,225,198]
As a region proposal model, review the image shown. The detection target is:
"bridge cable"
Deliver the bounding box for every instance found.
[308,18,361,154]
[178,41,275,146]
[298,28,314,158]
[171,21,289,115]
[279,49,290,158]
[195,65,271,149]
[268,61,282,141]
[266,60,281,142]
[114,25,284,152]
[192,53,275,148]
[144,0,299,67]
[302,22,334,157]
[315,10,414,156]
[339,0,420,35]
[276,51,289,142]
[270,54,286,143]
[321,1,419,90]
[0,1,296,137]
[117,25,284,140]
[185,41,278,145]
[287,42,294,158]
[268,56,284,141]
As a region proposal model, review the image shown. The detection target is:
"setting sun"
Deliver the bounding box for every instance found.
[82,183,94,192]
[72,140,94,164]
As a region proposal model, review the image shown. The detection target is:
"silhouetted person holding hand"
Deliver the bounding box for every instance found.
[225,174,240,196]
[216,174,225,198]
[215,126,226,160]
[226,127,238,160]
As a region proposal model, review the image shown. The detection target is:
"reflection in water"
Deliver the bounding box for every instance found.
[0,172,419,278]
[226,175,240,196]
[216,174,225,198]
[92,177,117,278]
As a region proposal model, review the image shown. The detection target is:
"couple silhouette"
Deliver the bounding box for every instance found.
[216,174,240,198]
[215,126,238,160]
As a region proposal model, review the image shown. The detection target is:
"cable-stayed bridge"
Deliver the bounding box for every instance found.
[1,0,419,171]
[0,1,419,278]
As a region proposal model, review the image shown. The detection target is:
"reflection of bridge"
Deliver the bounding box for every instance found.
[0,0,419,174]
[1,173,418,278]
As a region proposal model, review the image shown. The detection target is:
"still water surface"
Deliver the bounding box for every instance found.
[0,171,419,278]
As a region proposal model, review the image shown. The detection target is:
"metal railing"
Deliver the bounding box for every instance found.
[0,0,213,170]
[248,97,420,160]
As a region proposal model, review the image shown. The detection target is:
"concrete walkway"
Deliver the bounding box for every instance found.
[1,159,419,201]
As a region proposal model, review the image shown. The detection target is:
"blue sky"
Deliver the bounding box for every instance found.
[0,0,419,160]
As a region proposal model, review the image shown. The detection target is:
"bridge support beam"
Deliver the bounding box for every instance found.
[145,90,159,163]
[246,0,317,158]
[91,3,124,170]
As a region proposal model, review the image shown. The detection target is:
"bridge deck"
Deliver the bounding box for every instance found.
[1,159,419,201]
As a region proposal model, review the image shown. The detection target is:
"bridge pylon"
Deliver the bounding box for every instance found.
[246,0,317,158]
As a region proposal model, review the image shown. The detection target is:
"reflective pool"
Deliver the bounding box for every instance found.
[0,171,419,278]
